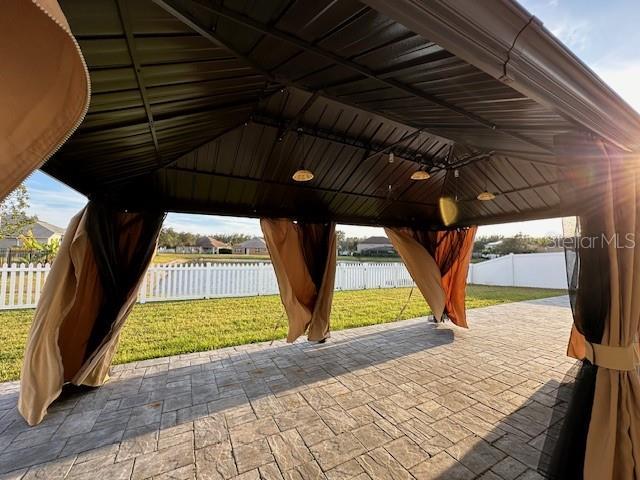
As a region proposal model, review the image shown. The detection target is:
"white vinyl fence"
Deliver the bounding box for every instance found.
[0,262,415,310]
[137,262,415,303]
[0,263,51,310]
[467,252,568,289]
[0,253,567,310]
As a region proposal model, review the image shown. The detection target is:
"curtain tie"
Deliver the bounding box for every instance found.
[584,341,640,371]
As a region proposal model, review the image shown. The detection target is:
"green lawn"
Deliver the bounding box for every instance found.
[0,285,565,382]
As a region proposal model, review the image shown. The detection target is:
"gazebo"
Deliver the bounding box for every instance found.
[2,1,639,478]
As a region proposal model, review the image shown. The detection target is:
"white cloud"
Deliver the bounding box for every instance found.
[24,173,87,228]
[477,218,563,237]
[592,61,640,114]
[165,213,261,236]
[549,19,591,53]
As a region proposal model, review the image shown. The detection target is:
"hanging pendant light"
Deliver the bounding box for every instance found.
[292,169,314,182]
[410,170,430,181]
[410,152,430,180]
[477,191,496,201]
[477,155,496,200]
[292,131,314,182]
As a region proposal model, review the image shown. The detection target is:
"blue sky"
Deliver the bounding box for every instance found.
[24,0,640,239]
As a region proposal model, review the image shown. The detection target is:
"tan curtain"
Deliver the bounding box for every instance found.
[580,141,640,480]
[385,228,446,321]
[19,203,163,425]
[261,219,336,342]
[552,133,640,479]
[385,226,477,327]
[0,0,89,200]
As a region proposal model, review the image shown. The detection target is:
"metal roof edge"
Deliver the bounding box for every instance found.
[363,0,640,153]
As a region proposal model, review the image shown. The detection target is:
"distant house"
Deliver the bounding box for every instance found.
[0,220,65,250]
[481,240,504,259]
[356,236,393,254]
[233,238,268,255]
[196,236,231,254]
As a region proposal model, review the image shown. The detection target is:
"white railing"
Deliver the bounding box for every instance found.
[0,262,414,310]
[0,263,51,310]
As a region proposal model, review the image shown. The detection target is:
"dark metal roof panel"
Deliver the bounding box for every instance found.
[44,0,631,228]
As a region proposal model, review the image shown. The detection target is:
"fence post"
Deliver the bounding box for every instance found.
[205,262,211,299]
[257,262,264,296]
[510,253,516,287]
[0,264,7,309]
[139,271,147,304]
[362,262,367,289]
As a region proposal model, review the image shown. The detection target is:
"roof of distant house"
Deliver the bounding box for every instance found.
[485,240,504,248]
[196,236,229,248]
[10,220,65,239]
[236,238,267,249]
[359,236,390,245]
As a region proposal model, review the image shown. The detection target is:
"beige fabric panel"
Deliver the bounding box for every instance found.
[74,212,160,386]
[18,206,160,425]
[0,0,89,200]
[73,267,152,386]
[261,219,316,342]
[583,141,640,480]
[385,227,446,321]
[261,219,336,342]
[306,225,337,342]
[18,207,90,425]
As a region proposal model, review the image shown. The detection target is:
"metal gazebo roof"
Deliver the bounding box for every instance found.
[44,0,640,228]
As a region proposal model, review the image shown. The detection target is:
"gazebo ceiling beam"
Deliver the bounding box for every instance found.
[251,113,437,164]
[150,0,499,164]
[360,128,430,163]
[182,0,553,154]
[276,91,321,141]
[115,0,161,160]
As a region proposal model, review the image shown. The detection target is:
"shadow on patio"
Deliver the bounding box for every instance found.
[0,297,574,479]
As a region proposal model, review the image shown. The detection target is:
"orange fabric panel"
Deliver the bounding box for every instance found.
[386,226,476,327]
[434,227,477,328]
[0,0,89,201]
[566,325,586,360]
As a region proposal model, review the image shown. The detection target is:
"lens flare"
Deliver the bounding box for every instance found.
[439,196,458,226]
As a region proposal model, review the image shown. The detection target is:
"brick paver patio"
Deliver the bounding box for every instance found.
[0,296,576,480]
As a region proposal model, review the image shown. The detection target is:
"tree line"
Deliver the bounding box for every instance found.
[158,228,255,248]
[158,228,366,254]
[473,233,559,256]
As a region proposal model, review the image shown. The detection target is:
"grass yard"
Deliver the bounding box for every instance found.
[0,285,565,382]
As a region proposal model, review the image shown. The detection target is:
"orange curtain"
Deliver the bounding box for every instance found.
[553,133,640,479]
[19,202,163,425]
[433,228,477,327]
[0,0,89,201]
[261,219,336,342]
[385,226,477,327]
